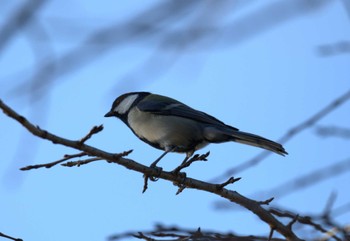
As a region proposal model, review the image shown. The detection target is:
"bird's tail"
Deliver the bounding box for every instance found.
[231,131,287,156]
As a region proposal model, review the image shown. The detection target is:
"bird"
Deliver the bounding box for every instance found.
[104,92,287,167]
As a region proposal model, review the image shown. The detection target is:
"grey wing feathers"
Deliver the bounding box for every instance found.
[137,95,238,130]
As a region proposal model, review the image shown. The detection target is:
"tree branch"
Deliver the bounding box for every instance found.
[0,232,23,241]
[20,152,87,170]
[109,224,288,241]
[0,99,302,241]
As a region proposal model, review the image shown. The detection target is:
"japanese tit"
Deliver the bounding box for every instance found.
[104,92,287,167]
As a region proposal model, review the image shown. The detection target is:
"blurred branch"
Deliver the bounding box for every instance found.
[260,157,350,199]
[8,0,200,100]
[269,208,342,241]
[213,157,350,210]
[108,224,287,241]
[0,99,303,241]
[340,0,350,20]
[0,0,47,53]
[211,89,350,182]
[315,125,350,139]
[7,0,333,101]
[332,201,350,218]
[317,41,350,57]
[270,193,350,241]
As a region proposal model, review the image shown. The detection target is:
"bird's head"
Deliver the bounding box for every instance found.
[104,92,150,118]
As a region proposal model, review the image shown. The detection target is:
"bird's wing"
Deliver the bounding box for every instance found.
[137,95,238,130]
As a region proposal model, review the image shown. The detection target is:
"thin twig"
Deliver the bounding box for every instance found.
[133,232,153,241]
[175,185,186,195]
[259,197,274,206]
[216,177,241,190]
[268,228,274,241]
[78,125,104,144]
[269,208,343,241]
[323,192,337,218]
[254,157,350,199]
[287,214,299,230]
[62,150,133,167]
[109,224,287,241]
[142,175,149,193]
[172,151,209,174]
[62,157,104,167]
[20,152,86,170]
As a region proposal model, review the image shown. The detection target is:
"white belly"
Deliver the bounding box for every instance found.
[127,107,205,151]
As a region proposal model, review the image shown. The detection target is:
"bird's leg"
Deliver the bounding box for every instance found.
[150,146,177,168]
[148,147,177,182]
[181,151,193,165]
[172,151,194,175]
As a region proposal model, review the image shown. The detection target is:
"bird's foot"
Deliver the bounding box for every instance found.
[148,165,163,182]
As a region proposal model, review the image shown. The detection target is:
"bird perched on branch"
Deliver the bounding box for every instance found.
[105,92,287,167]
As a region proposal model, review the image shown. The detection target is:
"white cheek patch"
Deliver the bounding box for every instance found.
[114,94,138,114]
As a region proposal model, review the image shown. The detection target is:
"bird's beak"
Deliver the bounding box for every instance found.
[104,111,114,117]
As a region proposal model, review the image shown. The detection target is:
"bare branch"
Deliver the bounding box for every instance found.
[257,157,350,199]
[0,0,47,52]
[323,192,337,218]
[268,228,275,241]
[0,232,23,241]
[0,99,303,241]
[109,224,288,241]
[269,208,343,241]
[259,197,275,206]
[78,125,104,144]
[315,125,350,139]
[287,214,299,230]
[216,177,241,190]
[172,152,209,174]
[62,150,133,167]
[62,157,104,167]
[20,152,87,170]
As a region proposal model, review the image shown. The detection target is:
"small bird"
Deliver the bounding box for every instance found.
[105,92,287,167]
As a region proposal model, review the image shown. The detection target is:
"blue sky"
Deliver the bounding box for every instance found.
[1,1,350,240]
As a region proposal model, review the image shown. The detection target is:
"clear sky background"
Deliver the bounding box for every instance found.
[1,1,350,240]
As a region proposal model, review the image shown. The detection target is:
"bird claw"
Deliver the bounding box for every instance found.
[149,165,163,182]
[171,171,187,190]
[171,169,186,178]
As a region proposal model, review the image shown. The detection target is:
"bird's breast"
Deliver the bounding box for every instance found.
[127,108,205,152]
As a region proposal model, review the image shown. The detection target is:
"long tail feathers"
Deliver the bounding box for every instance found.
[231,131,287,156]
